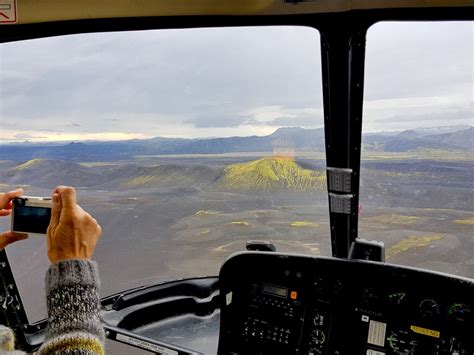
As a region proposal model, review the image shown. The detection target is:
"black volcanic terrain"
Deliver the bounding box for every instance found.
[0,126,472,325]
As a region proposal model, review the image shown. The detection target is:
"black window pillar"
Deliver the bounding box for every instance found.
[319,19,368,258]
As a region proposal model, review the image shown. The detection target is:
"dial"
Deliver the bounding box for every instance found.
[387,330,418,354]
[361,287,379,305]
[313,313,324,327]
[308,329,326,352]
[436,336,471,354]
[388,292,408,306]
[448,303,472,322]
[419,299,439,320]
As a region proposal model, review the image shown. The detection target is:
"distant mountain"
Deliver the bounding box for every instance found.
[0,127,325,161]
[0,158,104,188]
[116,164,222,189]
[364,126,473,152]
[219,157,326,191]
[424,127,474,147]
[385,127,473,152]
[0,158,222,190]
[0,125,471,162]
[0,159,223,190]
[413,125,471,136]
[0,156,327,193]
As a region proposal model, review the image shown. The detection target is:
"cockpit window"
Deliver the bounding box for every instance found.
[0,26,327,323]
[360,22,473,278]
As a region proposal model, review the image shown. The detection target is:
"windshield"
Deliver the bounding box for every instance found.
[0,26,328,323]
[1,21,472,329]
[360,21,473,277]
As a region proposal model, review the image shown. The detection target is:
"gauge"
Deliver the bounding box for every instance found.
[387,330,418,354]
[388,292,408,305]
[308,329,326,352]
[313,313,324,327]
[448,303,472,322]
[361,287,379,305]
[436,336,471,354]
[419,299,439,320]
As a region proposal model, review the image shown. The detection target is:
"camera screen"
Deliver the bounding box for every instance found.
[13,206,51,234]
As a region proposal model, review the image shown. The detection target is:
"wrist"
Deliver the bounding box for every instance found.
[46,259,99,292]
[48,251,92,264]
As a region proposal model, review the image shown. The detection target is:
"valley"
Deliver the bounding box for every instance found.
[0,126,472,324]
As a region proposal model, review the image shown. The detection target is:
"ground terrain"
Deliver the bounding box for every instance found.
[0,150,472,330]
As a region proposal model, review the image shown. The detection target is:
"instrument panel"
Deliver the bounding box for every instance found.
[218,252,474,354]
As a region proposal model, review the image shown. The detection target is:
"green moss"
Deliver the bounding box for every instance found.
[15,158,43,170]
[221,157,326,191]
[228,221,251,226]
[194,210,219,216]
[453,217,474,225]
[126,175,157,186]
[386,234,444,259]
[290,221,319,228]
[362,214,420,225]
[195,229,210,236]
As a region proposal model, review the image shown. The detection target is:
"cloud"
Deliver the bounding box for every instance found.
[240,106,323,127]
[184,105,323,129]
[267,115,322,127]
[14,133,46,139]
[185,112,244,128]
[241,106,292,123]
[364,96,473,131]
[0,22,472,141]
[365,22,472,101]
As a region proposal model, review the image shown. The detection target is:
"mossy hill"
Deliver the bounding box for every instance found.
[220,157,326,191]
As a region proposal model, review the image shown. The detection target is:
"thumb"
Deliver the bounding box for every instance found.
[59,187,77,210]
[0,231,28,250]
[49,193,61,229]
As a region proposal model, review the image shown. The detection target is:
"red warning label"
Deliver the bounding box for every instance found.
[0,0,17,24]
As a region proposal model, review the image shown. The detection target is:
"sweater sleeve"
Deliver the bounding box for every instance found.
[37,259,105,355]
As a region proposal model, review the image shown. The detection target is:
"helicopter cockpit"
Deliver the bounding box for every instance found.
[0,1,473,354]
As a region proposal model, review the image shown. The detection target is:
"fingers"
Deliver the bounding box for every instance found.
[0,210,11,217]
[2,188,24,201]
[0,231,28,250]
[0,188,24,210]
[57,186,77,210]
[49,192,62,230]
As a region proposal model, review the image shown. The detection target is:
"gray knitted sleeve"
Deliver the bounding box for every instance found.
[37,259,105,354]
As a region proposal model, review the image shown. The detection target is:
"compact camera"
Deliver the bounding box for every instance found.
[11,196,53,235]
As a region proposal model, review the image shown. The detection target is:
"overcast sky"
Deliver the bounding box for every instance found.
[0,22,472,142]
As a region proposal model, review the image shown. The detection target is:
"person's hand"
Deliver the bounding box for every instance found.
[47,186,101,263]
[0,188,28,249]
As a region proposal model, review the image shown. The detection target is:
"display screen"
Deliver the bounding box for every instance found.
[13,206,51,234]
[262,284,288,298]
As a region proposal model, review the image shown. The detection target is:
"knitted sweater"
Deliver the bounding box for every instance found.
[0,259,105,354]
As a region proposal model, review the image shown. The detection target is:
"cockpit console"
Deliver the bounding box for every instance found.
[218,252,474,354]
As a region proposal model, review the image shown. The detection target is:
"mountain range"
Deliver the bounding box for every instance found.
[0,126,471,162]
[0,156,327,193]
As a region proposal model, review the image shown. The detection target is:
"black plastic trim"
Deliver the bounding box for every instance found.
[1,7,473,44]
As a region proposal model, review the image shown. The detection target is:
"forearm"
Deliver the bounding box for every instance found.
[38,260,105,355]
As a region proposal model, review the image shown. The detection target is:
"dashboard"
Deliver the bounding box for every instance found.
[218,252,474,354]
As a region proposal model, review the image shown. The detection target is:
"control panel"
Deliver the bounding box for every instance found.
[218,252,474,354]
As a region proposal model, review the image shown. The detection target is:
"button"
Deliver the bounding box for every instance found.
[290,291,298,300]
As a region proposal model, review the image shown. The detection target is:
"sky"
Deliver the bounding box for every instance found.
[0,22,472,142]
